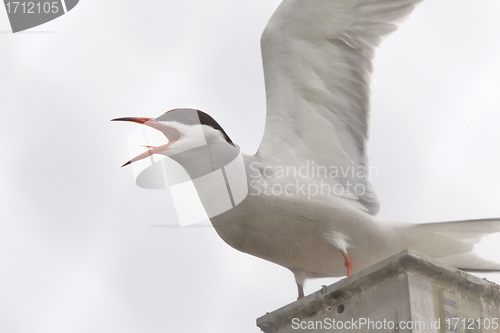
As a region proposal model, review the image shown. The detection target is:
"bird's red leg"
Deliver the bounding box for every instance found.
[297,284,305,299]
[340,250,353,276]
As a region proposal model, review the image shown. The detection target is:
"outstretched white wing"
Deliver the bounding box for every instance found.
[257,0,422,214]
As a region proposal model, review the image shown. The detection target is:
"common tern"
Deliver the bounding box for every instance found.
[113,0,500,299]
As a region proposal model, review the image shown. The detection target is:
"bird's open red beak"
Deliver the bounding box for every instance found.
[111,117,183,167]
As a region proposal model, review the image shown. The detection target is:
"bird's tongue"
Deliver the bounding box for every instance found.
[111,117,182,167]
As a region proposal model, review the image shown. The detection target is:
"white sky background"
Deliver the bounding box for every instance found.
[1,1,500,332]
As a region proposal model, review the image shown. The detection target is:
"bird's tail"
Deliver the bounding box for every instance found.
[399,218,500,272]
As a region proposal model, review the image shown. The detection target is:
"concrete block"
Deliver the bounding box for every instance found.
[257,249,500,332]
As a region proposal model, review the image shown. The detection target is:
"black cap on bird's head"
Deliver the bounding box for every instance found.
[155,108,234,145]
[112,108,234,167]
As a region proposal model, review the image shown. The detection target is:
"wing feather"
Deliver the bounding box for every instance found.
[257,0,423,214]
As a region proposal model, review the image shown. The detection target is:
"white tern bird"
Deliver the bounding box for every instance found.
[113,0,500,299]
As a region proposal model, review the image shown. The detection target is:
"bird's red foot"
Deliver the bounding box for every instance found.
[297,284,305,299]
[340,250,353,276]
